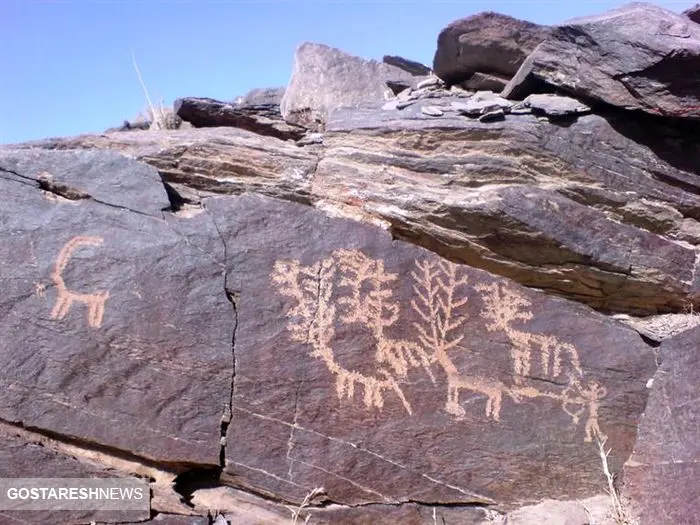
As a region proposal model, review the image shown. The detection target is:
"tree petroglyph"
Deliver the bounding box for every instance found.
[271,250,607,442]
[50,236,109,329]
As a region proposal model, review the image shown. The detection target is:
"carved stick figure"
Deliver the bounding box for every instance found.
[581,381,608,443]
[50,236,109,328]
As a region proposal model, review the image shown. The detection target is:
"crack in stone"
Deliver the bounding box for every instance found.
[287,380,304,481]
[233,406,494,504]
[0,419,186,483]
[0,165,158,218]
[293,458,392,502]
[229,461,310,490]
[200,200,237,471]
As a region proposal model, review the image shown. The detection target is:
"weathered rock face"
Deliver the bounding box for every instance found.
[280,42,416,130]
[175,96,306,141]
[5,4,700,521]
[18,99,700,316]
[623,326,700,525]
[432,12,551,86]
[233,86,285,107]
[0,425,150,525]
[206,194,654,508]
[0,148,232,465]
[683,3,700,24]
[382,55,432,76]
[320,105,700,314]
[503,3,700,120]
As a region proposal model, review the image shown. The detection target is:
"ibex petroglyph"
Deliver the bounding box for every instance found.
[50,236,109,328]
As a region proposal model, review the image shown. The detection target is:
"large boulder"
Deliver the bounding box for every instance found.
[14,102,700,316]
[280,42,416,130]
[211,194,655,507]
[623,326,700,525]
[174,96,306,141]
[503,3,700,120]
[683,3,700,24]
[382,55,432,76]
[0,148,232,466]
[432,12,551,86]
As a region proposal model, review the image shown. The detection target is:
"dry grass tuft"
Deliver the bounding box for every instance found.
[289,486,325,525]
[130,50,171,131]
[596,437,639,525]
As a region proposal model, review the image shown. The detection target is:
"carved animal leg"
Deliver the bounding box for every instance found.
[484,392,502,422]
[491,392,502,422]
[87,295,106,328]
[446,385,465,419]
[50,295,72,320]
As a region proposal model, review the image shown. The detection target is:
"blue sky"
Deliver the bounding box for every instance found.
[1,0,695,144]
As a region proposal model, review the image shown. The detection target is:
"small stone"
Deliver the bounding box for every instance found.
[296,132,324,146]
[522,94,591,117]
[397,88,413,101]
[382,100,400,111]
[421,106,444,117]
[450,101,471,112]
[396,100,415,110]
[509,103,532,115]
[479,109,505,122]
[416,76,443,90]
[454,93,512,116]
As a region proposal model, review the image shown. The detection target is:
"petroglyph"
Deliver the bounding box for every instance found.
[410,259,520,421]
[50,236,109,328]
[271,251,607,442]
[271,251,425,415]
[476,281,605,442]
[477,282,583,382]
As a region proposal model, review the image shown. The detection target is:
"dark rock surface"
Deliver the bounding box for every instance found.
[433,12,551,85]
[321,105,700,314]
[383,55,432,76]
[175,96,305,141]
[461,71,510,92]
[503,3,700,120]
[683,3,700,23]
[14,102,700,316]
[623,326,700,525]
[207,194,654,507]
[5,5,700,520]
[0,427,150,525]
[0,148,232,465]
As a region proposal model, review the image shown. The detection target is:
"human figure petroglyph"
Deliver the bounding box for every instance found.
[271,250,607,441]
[477,281,605,438]
[562,379,608,442]
[50,236,109,328]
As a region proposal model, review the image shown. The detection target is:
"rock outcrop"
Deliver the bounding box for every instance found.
[2,2,700,524]
[175,96,306,141]
[432,12,551,86]
[623,326,700,525]
[280,42,417,130]
[503,3,700,120]
[382,55,432,76]
[683,3,700,23]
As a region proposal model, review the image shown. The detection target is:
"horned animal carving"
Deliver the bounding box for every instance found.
[271,250,607,442]
[50,236,109,328]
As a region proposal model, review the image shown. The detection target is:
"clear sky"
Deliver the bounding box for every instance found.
[1,0,695,144]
